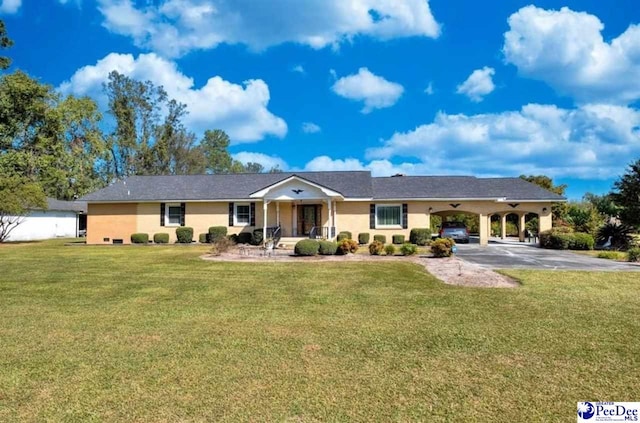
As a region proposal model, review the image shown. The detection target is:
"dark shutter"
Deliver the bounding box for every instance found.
[180,203,186,226]
[369,204,376,229]
[228,202,234,226]
[250,202,256,226]
[160,203,166,227]
[402,203,408,229]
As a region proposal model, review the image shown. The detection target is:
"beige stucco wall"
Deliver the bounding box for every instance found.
[87,203,137,244]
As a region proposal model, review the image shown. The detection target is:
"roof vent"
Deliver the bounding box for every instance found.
[391,173,406,177]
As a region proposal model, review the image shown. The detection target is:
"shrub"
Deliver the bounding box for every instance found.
[597,251,621,260]
[358,233,370,245]
[597,222,634,250]
[176,227,193,243]
[208,226,227,243]
[295,239,319,256]
[237,232,253,244]
[628,247,640,263]
[251,229,264,245]
[131,233,149,244]
[540,228,574,250]
[431,238,455,258]
[228,234,238,243]
[572,232,595,250]
[337,231,352,242]
[410,228,431,246]
[400,243,418,256]
[392,234,405,245]
[384,244,396,256]
[337,239,359,255]
[153,233,169,244]
[198,233,208,243]
[210,237,236,256]
[373,235,386,244]
[369,240,384,255]
[318,240,338,255]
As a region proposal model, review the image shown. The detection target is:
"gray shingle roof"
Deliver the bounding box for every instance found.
[80,172,565,202]
[42,198,87,213]
[80,172,373,202]
[372,176,565,200]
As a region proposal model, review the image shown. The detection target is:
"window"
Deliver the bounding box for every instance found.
[166,204,181,226]
[376,204,402,227]
[234,203,251,226]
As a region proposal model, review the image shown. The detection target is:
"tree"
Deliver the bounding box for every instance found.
[0,176,46,242]
[583,192,620,219]
[612,159,640,228]
[519,175,568,222]
[200,129,234,174]
[0,20,13,70]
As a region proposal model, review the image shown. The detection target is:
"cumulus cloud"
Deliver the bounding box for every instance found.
[456,67,495,102]
[97,0,440,57]
[59,52,287,143]
[0,0,21,14]
[292,65,305,74]
[504,5,640,104]
[303,155,424,177]
[424,81,434,95]
[232,152,288,171]
[301,122,321,134]
[331,67,404,113]
[365,103,640,179]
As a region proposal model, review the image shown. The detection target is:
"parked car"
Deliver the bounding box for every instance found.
[439,222,470,243]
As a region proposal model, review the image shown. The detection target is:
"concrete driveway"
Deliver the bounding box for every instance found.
[454,241,640,271]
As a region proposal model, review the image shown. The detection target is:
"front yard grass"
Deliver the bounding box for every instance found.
[1,240,639,421]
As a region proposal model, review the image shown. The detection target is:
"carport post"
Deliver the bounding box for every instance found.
[478,213,488,246]
[519,213,526,242]
[500,214,507,239]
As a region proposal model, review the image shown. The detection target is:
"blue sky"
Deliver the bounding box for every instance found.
[2,0,640,199]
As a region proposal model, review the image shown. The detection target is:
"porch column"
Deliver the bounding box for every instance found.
[478,213,488,246]
[263,201,268,245]
[327,198,333,239]
[333,201,338,237]
[487,214,492,240]
[276,202,280,226]
[292,203,297,236]
[500,214,507,239]
[519,213,526,242]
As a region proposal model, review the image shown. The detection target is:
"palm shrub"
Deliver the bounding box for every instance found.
[358,233,370,245]
[400,243,418,256]
[373,234,386,244]
[431,238,455,258]
[318,240,337,255]
[337,239,359,255]
[176,227,193,243]
[384,244,396,256]
[208,226,227,243]
[409,228,431,246]
[597,222,634,250]
[368,240,384,255]
[294,239,319,256]
[131,233,149,244]
[153,233,169,244]
[392,234,405,244]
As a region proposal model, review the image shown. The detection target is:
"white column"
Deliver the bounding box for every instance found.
[276,202,280,226]
[519,213,526,242]
[263,201,268,245]
[327,198,333,239]
[333,201,338,238]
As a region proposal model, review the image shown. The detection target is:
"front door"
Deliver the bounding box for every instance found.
[298,205,320,236]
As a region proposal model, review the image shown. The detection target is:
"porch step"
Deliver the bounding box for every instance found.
[277,237,307,249]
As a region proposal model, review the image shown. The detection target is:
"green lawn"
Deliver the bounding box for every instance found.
[1,240,639,421]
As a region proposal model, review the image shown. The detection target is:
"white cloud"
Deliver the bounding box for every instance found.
[96,0,440,57]
[59,52,287,143]
[292,65,305,74]
[331,67,404,113]
[232,152,288,170]
[504,5,640,104]
[0,0,21,14]
[303,155,422,177]
[301,122,321,134]
[424,81,434,95]
[365,103,640,179]
[456,67,495,102]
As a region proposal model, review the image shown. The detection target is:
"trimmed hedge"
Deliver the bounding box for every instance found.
[337,231,352,242]
[237,232,253,244]
[384,244,396,256]
[198,233,208,243]
[373,235,386,244]
[176,227,194,244]
[337,239,359,255]
[295,239,319,256]
[400,243,418,256]
[153,233,169,244]
[369,240,384,255]
[410,228,431,246]
[318,240,338,255]
[431,238,455,258]
[628,247,640,263]
[392,234,405,245]
[540,229,594,250]
[208,226,227,243]
[251,229,264,245]
[358,233,370,245]
[131,233,149,244]
[572,232,595,250]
